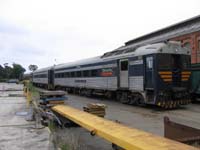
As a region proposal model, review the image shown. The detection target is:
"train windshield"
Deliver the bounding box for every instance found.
[157,54,190,70]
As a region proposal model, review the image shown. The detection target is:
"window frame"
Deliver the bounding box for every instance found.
[120,60,128,71]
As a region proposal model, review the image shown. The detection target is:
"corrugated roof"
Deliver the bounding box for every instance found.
[125,15,200,46]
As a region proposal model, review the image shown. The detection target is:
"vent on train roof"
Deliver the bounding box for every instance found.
[146,47,157,49]
[101,46,138,58]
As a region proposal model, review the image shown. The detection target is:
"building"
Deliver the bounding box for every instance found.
[124,15,200,64]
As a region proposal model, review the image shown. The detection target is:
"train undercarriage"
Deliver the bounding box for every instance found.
[32,81,191,109]
[44,85,191,109]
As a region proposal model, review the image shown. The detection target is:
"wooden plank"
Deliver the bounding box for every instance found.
[52,105,198,150]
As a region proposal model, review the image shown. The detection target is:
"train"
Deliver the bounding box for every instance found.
[190,63,200,101]
[32,41,192,108]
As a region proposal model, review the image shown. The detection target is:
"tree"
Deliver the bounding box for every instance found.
[11,63,26,79]
[0,63,26,80]
[0,65,5,79]
[4,65,12,79]
[28,64,38,72]
[3,63,8,67]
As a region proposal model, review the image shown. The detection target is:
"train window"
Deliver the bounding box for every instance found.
[71,72,75,77]
[181,56,190,69]
[77,71,82,77]
[91,69,98,77]
[38,74,46,78]
[158,54,171,69]
[67,72,70,77]
[83,70,90,77]
[146,57,153,69]
[64,72,67,77]
[61,73,64,78]
[121,60,128,71]
[68,72,70,77]
[74,72,77,77]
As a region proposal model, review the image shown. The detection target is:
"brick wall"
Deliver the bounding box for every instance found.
[171,31,200,64]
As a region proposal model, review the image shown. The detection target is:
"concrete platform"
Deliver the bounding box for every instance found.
[0,83,50,150]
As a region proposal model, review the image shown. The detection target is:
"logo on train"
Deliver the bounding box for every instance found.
[101,68,113,77]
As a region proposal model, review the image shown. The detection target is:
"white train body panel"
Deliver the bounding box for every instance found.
[129,76,144,91]
[54,77,117,90]
[33,77,48,84]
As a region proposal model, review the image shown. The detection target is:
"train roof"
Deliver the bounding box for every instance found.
[102,41,190,59]
[54,56,102,70]
[33,66,54,74]
[54,42,190,70]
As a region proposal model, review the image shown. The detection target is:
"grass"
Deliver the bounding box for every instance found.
[60,144,71,150]
[25,82,88,150]
[26,81,39,98]
[48,120,57,132]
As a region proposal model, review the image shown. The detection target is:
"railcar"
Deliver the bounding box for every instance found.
[32,66,54,89]
[190,63,200,101]
[32,41,191,108]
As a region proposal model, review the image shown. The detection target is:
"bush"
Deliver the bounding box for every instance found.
[0,79,8,82]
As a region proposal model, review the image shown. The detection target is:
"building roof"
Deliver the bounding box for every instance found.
[125,15,200,47]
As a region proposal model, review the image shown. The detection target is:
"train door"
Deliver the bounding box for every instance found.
[48,69,54,88]
[145,56,154,89]
[119,59,129,88]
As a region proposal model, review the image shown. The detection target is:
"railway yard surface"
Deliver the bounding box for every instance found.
[55,93,200,150]
[66,94,200,136]
[0,83,200,150]
[0,83,50,150]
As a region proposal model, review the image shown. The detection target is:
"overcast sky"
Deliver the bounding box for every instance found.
[0,0,199,72]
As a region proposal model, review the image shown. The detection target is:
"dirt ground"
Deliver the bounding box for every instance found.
[66,94,200,136]
[0,83,50,150]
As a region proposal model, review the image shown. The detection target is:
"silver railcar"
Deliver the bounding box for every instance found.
[33,42,191,108]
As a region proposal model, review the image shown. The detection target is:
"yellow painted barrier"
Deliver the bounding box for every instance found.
[24,86,31,107]
[52,105,198,150]
[23,87,27,97]
[26,89,32,107]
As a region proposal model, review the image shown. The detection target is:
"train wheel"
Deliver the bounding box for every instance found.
[80,89,86,96]
[116,92,121,101]
[105,91,114,99]
[86,89,92,97]
[120,92,130,104]
[135,94,145,106]
[129,95,137,105]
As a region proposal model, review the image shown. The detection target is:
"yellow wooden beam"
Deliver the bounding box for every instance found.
[52,105,197,150]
